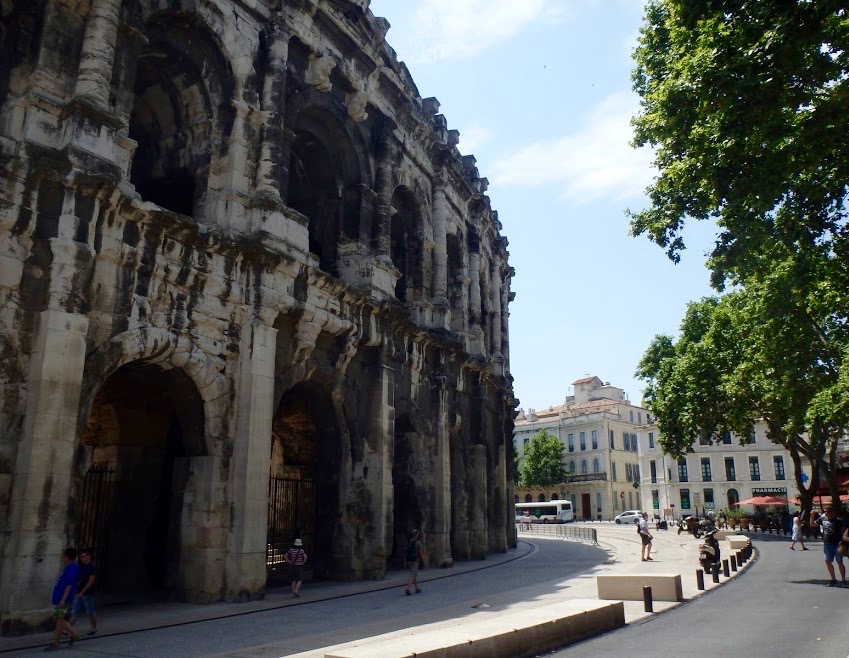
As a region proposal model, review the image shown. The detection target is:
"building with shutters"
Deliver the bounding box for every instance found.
[513,376,648,520]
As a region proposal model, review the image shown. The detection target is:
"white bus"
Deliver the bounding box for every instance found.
[515,501,575,524]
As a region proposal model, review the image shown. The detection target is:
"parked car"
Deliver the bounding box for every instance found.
[614,510,644,524]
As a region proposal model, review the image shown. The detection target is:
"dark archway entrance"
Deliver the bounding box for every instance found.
[128,16,232,217]
[269,383,340,580]
[78,363,205,598]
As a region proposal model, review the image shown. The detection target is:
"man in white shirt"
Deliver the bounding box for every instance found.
[639,512,654,561]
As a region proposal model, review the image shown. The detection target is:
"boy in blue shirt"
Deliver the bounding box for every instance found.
[46,547,81,651]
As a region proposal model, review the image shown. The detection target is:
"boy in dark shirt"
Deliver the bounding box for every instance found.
[810,506,847,587]
[46,547,81,651]
[70,549,97,635]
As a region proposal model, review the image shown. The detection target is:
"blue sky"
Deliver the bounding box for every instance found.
[370,0,717,409]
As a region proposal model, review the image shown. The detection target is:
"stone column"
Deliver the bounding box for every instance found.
[431,375,452,566]
[75,0,122,108]
[431,184,449,304]
[373,127,397,259]
[225,320,277,600]
[0,310,89,629]
[255,21,290,199]
[467,250,483,355]
[490,260,502,358]
[501,284,511,371]
[469,444,488,559]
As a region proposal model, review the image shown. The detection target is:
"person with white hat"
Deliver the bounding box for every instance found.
[284,538,308,597]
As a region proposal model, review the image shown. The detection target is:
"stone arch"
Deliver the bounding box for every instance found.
[76,361,206,595]
[390,185,427,303]
[537,493,546,502]
[446,229,465,329]
[126,9,236,218]
[270,380,342,578]
[524,493,532,503]
[284,85,372,265]
[79,328,229,450]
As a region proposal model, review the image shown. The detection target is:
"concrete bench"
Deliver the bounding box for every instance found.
[596,574,683,602]
[323,599,625,658]
[713,530,739,540]
[727,536,750,550]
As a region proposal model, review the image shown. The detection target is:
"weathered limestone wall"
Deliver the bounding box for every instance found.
[0,0,516,634]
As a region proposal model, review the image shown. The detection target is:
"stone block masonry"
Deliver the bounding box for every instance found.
[0,0,515,634]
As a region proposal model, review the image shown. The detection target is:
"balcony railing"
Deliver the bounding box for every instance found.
[564,472,608,483]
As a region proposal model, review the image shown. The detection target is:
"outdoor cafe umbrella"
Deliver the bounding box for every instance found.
[789,494,849,505]
[734,495,788,506]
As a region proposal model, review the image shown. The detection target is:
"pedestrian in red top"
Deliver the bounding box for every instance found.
[285,539,307,598]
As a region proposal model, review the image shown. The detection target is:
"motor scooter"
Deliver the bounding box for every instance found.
[698,529,721,573]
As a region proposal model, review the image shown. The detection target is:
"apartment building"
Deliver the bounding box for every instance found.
[636,421,802,518]
[513,376,648,520]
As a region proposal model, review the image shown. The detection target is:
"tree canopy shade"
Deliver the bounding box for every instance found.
[636,286,849,511]
[630,0,849,290]
[519,430,566,487]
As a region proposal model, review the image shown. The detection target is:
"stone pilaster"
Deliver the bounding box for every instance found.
[225,321,277,600]
[255,21,290,199]
[490,260,503,375]
[431,376,453,567]
[0,310,89,632]
[74,0,122,109]
[364,350,395,575]
[467,250,484,355]
[469,444,488,559]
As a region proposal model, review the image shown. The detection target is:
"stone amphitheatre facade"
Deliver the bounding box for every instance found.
[0,0,515,632]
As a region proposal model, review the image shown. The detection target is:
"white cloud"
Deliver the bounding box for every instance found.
[404,0,550,62]
[490,91,655,203]
[457,123,492,155]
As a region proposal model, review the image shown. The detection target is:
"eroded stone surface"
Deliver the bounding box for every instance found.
[0,0,515,635]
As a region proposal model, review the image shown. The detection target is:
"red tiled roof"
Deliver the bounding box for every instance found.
[572,376,599,385]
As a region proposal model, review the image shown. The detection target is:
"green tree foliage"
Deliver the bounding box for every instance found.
[519,430,566,487]
[631,0,849,290]
[631,1,849,509]
[637,287,848,511]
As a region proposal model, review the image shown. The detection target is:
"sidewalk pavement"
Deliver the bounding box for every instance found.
[0,524,759,656]
[212,524,758,658]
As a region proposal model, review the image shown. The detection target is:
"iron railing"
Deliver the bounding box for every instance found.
[517,523,598,545]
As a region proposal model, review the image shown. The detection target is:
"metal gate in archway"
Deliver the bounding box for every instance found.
[76,463,115,576]
[267,476,315,578]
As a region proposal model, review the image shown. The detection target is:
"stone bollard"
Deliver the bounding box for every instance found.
[723,559,730,578]
[712,564,720,583]
[696,568,705,591]
[731,555,737,571]
[643,586,653,613]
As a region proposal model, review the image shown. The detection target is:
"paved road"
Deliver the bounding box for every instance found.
[551,532,849,658]
[15,539,608,657]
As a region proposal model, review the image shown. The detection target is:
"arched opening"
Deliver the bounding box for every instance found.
[514,494,519,503]
[287,109,362,273]
[593,458,600,474]
[537,493,546,502]
[128,16,232,217]
[581,460,588,475]
[269,382,341,580]
[77,363,205,597]
[392,411,432,565]
[727,488,740,508]
[551,493,559,500]
[524,494,532,503]
[390,188,426,303]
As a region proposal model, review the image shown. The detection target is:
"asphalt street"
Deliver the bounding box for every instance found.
[550,532,849,658]
[14,539,608,657]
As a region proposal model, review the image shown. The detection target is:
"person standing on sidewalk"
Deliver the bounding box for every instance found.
[789,513,808,551]
[45,548,81,651]
[638,512,654,561]
[70,548,98,636]
[810,506,846,587]
[404,529,425,595]
[284,539,307,598]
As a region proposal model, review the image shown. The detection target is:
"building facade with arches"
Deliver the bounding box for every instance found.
[0,0,515,632]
